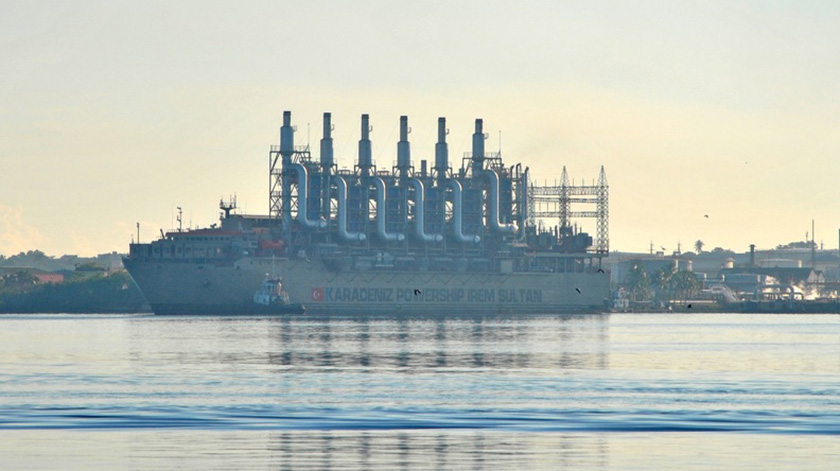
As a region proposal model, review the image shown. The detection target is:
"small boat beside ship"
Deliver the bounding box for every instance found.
[253,277,305,314]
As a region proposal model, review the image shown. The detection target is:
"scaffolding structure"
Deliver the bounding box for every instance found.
[269,144,311,221]
[528,166,609,253]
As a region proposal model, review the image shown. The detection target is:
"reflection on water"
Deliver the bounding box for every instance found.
[261,315,609,372]
[2,430,610,470]
[1,313,840,470]
[267,431,611,471]
[6,429,840,470]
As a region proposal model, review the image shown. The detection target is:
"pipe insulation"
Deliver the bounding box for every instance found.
[334,176,366,241]
[290,163,327,229]
[483,170,517,234]
[409,179,443,242]
[447,180,481,243]
[372,177,405,242]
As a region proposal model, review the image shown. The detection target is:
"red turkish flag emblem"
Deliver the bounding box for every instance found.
[311,287,325,302]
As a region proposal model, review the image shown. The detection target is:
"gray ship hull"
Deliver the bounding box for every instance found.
[125,257,610,315]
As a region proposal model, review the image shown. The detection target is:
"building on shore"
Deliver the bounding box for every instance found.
[606,242,840,308]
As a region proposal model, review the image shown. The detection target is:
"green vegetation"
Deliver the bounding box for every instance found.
[0,270,149,313]
[0,250,123,272]
[622,265,701,306]
[623,264,652,302]
[668,270,702,303]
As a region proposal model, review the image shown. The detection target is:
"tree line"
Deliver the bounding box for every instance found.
[0,270,149,313]
[622,264,701,305]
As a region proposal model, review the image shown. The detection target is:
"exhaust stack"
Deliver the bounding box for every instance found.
[397,115,411,178]
[320,112,333,220]
[358,114,372,176]
[434,117,448,181]
[471,118,485,175]
[320,112,333,170]
[280,111,295,225]
[280,111,294,163]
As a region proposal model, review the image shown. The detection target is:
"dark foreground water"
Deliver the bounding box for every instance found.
[1,313,839,470]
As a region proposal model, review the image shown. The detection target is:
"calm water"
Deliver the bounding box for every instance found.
[1,313,839,470]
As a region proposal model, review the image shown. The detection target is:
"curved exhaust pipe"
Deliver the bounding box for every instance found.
[372,177,405,242]
[409,179,443,242]
[447,180,480,243]
[290,163,327,229]
[334,176,366,242]
[483,170,517,234]
[517,167,530,241]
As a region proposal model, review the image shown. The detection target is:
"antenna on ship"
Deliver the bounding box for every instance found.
[219,195,237,219]
[176,206,183,232]
[812,219,816,269]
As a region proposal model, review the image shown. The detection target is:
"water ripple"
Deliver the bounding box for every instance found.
[2,405,839,434]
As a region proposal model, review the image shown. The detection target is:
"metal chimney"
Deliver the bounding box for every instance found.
[320,112,333,171]
[397,115,411,178]
[280,111,294,165]
[434,117,448,181]
[280,111,294,227]
[320,112,334,220]
[471,118,485,175]
[358,114,372,176]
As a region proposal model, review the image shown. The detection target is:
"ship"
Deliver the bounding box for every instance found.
[124,111,611,315]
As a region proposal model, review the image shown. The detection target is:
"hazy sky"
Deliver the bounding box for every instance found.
[2,1,838,256]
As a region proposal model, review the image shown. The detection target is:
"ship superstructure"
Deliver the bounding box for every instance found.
[125,111,610,315]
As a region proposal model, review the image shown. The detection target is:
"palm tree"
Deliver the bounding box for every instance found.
[624,264,652,302]
[651,266,673,304]
[669,270,701,304]
[694,240,704,254]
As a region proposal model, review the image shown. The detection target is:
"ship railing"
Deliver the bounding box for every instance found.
[268,144,310,153]
[462,151,502,159]
[391,160,417,168]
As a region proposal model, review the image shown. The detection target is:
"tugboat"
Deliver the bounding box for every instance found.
[253,277,305,314]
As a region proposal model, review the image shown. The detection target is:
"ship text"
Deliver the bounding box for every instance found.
[314,287,543,304]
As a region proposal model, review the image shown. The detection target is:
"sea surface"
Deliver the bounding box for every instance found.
[1,313,839,470]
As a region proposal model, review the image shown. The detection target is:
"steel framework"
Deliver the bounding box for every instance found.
[269,144,311,220]
[528,166,609,253]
